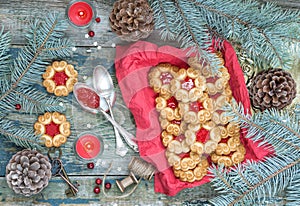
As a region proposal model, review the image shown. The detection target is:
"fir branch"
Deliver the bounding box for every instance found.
[150,0,176,40]
[0,118,42,149]
[44,38,72,57]
[151,0,300,69]
[188,0,300,69]
[0,12,72,149]
[224,102,300,154]
[208,102,300,205]
[13,87,66,113]
[209,156,300,206]
[286,172,300,205]
[0,27,11,64]
[0,28,12,93]
[149,0,223,73]
[0,12,72,114]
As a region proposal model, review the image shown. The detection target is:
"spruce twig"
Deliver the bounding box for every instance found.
[150,0,300,69]
[150,0,223,74]
[210,156,300,206]
[0,12,72,148]
[208,102,300,205]
[224,102,300,154]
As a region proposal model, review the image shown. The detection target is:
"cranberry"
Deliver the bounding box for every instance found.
[88,30,95,37]
[87,162,94,169]
[95,178,102,185]
[95,17,101,23]
[105,182,111,189]
[93,186,100,194]
[15,104,21,110]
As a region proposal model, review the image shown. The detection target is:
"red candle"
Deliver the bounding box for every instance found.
[67,0,95,27]
[75,133,103,160]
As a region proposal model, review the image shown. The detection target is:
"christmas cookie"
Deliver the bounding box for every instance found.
[170,68,206,103]
[148,64,178,98]
[34,112,71,147]
[210,136,246,167]
[43,61,78,96]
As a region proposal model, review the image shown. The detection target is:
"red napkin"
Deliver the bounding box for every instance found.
[115,41,270,196]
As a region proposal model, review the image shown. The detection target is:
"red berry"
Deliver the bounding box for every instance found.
[87,162,94,169]
[95,17,101,23]
[15,104,21,110]
[88,30,95,37]
[93,186,100,194]
[105,182,111,189]
[95,178,102,185]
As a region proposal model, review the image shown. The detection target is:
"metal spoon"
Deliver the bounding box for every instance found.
[93,65,128,157]
[93,65,138,153]
[73,83,138,152]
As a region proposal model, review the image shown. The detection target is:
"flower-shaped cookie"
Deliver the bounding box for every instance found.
[34,112,71,147]
[148,64,179,98]
[43,61,78,96]
[170,68,206,103]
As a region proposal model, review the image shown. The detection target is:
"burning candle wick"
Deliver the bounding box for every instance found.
[78,10,85,17]
[84,141,94,151]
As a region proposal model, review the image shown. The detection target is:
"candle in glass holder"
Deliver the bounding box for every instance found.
[74,132,103,160]
[66,0,95,28]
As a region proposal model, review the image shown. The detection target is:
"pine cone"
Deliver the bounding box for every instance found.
[249,68,296,111]
[6,149,52,196]
[109,0,154,41]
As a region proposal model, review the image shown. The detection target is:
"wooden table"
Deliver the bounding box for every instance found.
[0,1,299,205]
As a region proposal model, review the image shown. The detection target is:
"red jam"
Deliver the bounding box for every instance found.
[53,71,69,86]
[220,137,229,143]
[167,96,178,109]
[175,134,185,142]
[196,128,209,143]
[181,77,195,91]
[189,101,204,112]
[171,119,181,125]
[45,122,60,137]
[76,88,100,109]
[160,72,173,84]
[179,153,190,159]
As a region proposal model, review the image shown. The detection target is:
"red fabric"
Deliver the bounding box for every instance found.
[115,41,270,196]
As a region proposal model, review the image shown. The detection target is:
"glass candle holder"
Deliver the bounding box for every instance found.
[66,0,96,28]
[74,132,104,161]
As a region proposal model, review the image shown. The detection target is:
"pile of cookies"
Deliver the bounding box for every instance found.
[148,53,246,182]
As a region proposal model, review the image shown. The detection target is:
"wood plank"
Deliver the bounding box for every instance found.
[0,177,216,205]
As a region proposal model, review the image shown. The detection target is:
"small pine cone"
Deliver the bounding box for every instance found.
[109,0,154,41]
[249,68,296,111]
[6,149,52,196]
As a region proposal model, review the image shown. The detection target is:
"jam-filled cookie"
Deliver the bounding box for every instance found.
[34,112,71,147]
[43,61,78,96]
[148,64,179,98]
